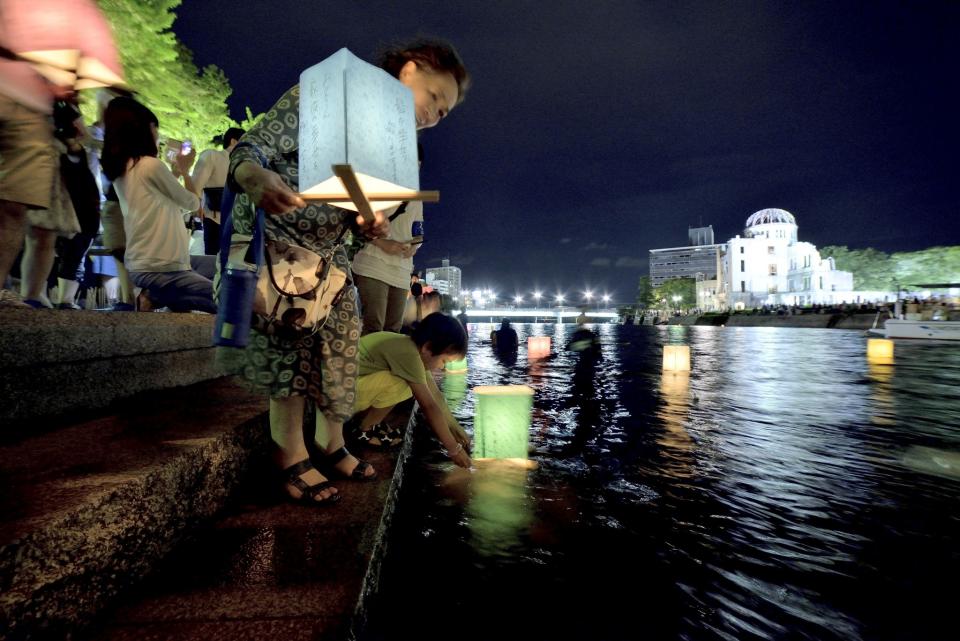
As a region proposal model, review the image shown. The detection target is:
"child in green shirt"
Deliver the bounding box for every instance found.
[354,313,472,468]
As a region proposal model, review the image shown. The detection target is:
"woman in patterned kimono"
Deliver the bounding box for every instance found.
[228,39,470,505]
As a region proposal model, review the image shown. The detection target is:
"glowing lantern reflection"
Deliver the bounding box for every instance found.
[527,336,551,359]
[662,345,691,372]
[473,385,533,460]
[866,338,894,365]
[442,368,468,413]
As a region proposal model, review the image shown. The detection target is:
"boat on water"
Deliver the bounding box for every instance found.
[867,318,960,340]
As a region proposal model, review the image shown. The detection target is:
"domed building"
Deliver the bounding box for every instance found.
[723,208,854,309]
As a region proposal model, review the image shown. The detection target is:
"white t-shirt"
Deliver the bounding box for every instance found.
[115,156,200,273]
[351,200,423,290]
[190,148,228,222]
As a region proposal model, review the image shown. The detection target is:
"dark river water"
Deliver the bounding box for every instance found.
[364,324,960,641]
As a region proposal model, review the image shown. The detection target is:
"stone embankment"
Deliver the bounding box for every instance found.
[663,312,880,330]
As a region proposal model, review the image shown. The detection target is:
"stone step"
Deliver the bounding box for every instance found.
[86,405,417,641]
[0,309,229,423]
[0,377,269,641]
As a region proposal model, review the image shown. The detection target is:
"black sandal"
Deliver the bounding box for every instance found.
[320,446,377,481]
[282,459,341,505]
[356,422,403,449]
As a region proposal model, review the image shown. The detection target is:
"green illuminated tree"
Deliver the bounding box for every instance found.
[892,246,960,286]
[652,278,695,310]
[821,245,960,290]
[819,245,895,290]
[80,0,236,151]
[636,275,653,308]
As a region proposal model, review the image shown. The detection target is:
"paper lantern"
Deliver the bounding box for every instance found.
[662,345,691,372]
[473,386,534,460]
[444,356,468,374]
[3,0,126,89]
[867,338,894,365]
[527,336,551,359]
[298,48,436,214]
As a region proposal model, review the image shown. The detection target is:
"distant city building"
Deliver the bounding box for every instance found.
[649,244,723,287]
[425,259,461,301]
[688,225,714,246]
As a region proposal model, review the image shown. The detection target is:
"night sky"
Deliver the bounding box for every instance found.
[174,0,958,303]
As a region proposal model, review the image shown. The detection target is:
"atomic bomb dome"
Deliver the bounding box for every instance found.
[745,208,796,228]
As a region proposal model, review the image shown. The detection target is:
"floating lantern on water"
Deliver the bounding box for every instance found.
[444,356,468,374]
[473,385,534,460]
[662,345,691,372]
[866,338,894,365]
[298,48,438,220]
[527,336,551,360]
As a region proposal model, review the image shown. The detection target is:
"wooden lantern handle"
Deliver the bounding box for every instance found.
[298,164,439,225]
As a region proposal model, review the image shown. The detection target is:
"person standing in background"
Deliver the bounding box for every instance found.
[186,127,244,256]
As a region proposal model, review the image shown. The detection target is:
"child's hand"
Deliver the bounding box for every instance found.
[442,441,472,468]
[449,422,471,449]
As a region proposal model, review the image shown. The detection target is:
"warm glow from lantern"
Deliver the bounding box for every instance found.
[473,385,534,460]
[527,336,551,359]
[867,338,894,365]
[662,345,691,372]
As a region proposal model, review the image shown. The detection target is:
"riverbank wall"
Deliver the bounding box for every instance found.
[663,313,879,330]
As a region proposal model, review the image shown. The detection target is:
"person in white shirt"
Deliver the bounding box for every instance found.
[186,126,244,256]
[351,144,424,334]
[101,96,216,313]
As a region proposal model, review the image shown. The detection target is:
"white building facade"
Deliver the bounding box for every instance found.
[425,259,462,301]
[724,208,862,308]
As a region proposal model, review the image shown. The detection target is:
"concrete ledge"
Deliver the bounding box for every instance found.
[0,378,269,641]
[1,347,229,423]
[0,309,217,369]
[723,314,838,328]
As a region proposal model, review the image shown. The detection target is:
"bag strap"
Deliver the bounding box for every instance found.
[219,143,266,274]
[387,201,409,222]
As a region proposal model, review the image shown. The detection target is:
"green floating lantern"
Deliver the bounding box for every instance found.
[473,385,534,460]
[445,356,468,373]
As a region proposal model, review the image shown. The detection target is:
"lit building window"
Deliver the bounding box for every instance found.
[768,246,775,254]
[769,264,777,276]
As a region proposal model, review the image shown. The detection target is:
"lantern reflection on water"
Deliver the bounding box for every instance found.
[442,369,468,413]
[527,336,551,360]
[473,385,534,460]
[662,345,691,372]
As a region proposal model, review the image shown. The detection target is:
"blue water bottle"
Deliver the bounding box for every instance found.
[213,183,264,348]
[214,264,258,347]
